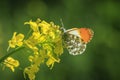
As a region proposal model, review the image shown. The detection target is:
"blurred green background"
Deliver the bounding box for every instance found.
[0,0,120,80]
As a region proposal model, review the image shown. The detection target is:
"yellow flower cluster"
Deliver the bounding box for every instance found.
[4,19,63,80]
[24,19,63,80]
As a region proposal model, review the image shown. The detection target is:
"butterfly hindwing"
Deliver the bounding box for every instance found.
[63,33,86,55]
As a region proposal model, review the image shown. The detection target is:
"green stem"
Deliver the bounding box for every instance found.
[0,47,25,63]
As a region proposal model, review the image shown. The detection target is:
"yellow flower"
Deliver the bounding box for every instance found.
[46,52,60,69]
[3,57,19,72]
[24,32,41,52]
[28,54,44,65]
[24,64,39,80]
[8,32,24,48]
[54,39,63,55]
[49,31,55,39]
[42,43,52,51]
[38,21,51,34]
[24,20,40,32]
[24,39,38,52]
[38,35,46,43]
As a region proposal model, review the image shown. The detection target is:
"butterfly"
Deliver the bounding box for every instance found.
[61,27,94,55]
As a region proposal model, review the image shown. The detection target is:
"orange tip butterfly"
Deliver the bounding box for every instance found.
[61,27,94,55]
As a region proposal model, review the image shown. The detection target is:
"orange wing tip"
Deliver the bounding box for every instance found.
[78,28,94,43]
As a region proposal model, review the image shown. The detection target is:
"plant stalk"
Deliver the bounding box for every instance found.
[0,47,25,63]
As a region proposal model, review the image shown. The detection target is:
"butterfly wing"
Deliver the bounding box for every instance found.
[63,28,93,55]
[63,32,86,55]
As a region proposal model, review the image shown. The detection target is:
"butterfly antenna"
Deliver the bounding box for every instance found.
[60,18,66,32]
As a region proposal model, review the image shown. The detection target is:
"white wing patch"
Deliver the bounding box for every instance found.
[66,28,81,37]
